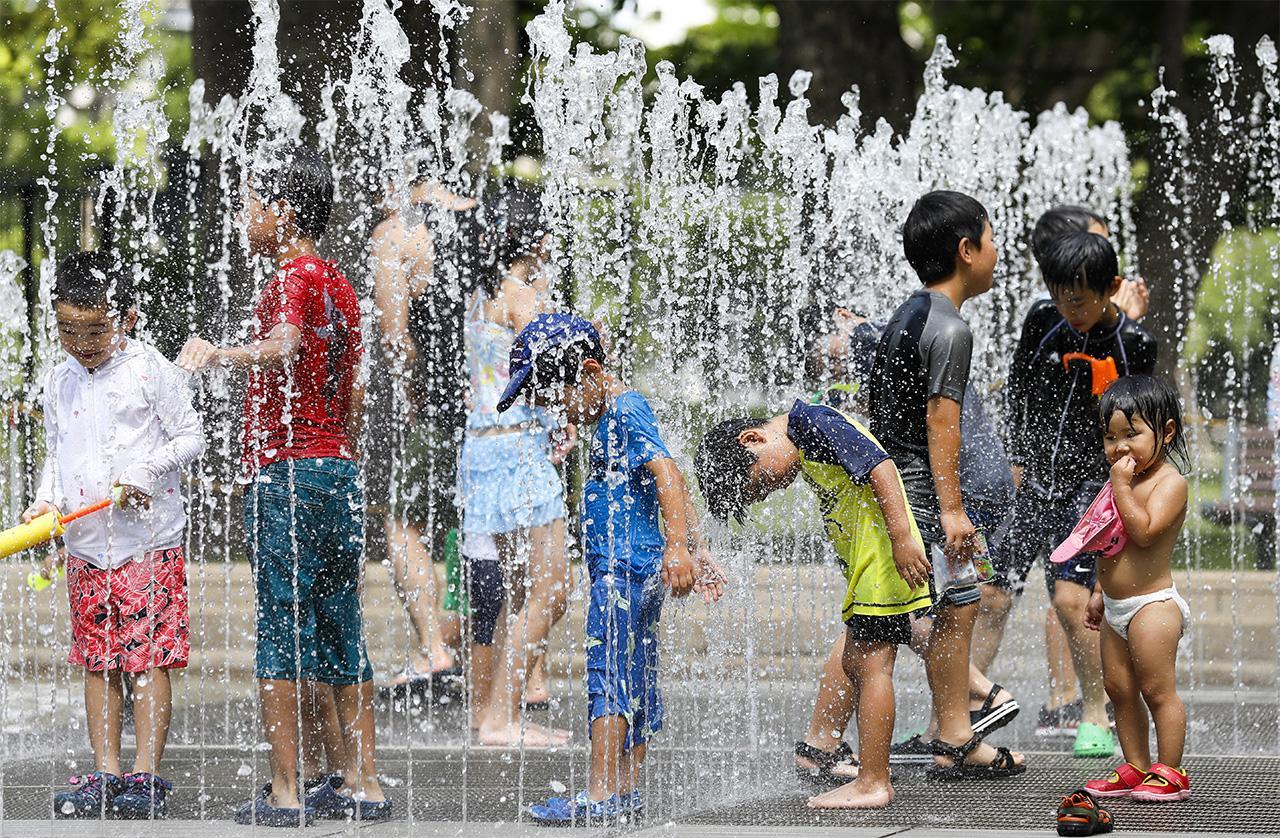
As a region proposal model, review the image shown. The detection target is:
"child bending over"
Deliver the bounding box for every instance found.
[696,401,931,809]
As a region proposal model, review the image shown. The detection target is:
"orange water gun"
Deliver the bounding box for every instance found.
[1062,352,1119,397]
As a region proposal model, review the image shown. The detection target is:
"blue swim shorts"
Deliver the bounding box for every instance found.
[586,571,665,750]
[244,457,374,685]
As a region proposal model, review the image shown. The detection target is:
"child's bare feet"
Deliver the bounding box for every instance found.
[807,777,894,809]
[477,721,572,748]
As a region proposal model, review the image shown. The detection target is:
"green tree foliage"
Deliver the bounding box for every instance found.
[1185,228,1280,420]
[0,1,192,191]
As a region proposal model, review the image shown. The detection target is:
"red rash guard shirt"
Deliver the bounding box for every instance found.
[240,255,362,473]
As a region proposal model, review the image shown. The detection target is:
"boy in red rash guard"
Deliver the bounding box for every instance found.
[179,147,388,827]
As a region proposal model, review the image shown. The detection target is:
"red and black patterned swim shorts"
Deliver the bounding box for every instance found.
[66,547,190,673]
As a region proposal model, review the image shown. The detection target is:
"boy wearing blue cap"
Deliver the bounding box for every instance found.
[497,314,726,825]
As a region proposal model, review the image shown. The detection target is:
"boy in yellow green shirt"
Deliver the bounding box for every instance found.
[696,400,931,809]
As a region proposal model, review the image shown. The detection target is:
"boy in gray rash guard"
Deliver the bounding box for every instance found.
[868,191,1025,780]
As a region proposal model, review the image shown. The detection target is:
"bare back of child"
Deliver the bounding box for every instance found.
[1082,375,1192,803]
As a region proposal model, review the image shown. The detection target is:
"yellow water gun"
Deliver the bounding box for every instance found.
[0,491,120,562]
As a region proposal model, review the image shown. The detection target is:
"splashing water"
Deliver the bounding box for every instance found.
[2,0,1279,830]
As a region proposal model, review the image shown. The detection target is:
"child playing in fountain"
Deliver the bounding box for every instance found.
[495,314,725,825]
[695,401,932,809]
[23,251,206,819]
[178,146,388,826]
[1063,375,1191,803]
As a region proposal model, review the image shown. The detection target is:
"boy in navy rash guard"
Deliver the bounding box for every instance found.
[495,314,725,825]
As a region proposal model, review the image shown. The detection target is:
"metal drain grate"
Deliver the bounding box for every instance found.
[5,747,1279,832]
[683,752,1280,834]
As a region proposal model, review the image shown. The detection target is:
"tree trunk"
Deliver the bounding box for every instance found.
[458,1,519,117]
[190,0,254,103]
[775,0,917,131]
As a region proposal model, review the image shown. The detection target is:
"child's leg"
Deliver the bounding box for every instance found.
[808,634,897,809]
[527,653,550,704]
[1046,607,1081,709]
[480,522,572,746]
[1100,623,1149,770]
[258,679,304,807]
[924,601,1025,767]
[924,601,977,745]
[1052,579,1107,726]
[332,680,385,802]
[465,557,505,729]
[84,670,125,776]
[971,583,1014,675]
[300,682,346,780]
[130,668,172,775]
[588,715,629,801]
[799,632,856,770]
[1127,601,1186,768]
[620,743,646,795]
[384,517,453,676]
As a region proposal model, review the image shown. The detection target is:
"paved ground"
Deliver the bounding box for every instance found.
[2,710,1278,835]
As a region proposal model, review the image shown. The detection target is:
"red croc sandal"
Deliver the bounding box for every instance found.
[1131,762,1190,802]
[1057,789,1115,836]
[1085,762,1146,798]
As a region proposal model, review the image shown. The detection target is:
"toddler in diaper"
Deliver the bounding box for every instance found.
[1056,376,1193,803]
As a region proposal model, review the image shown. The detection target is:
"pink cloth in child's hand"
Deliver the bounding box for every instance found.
[1050,482,1129,564]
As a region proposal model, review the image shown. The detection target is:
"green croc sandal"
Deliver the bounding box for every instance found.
[1074,722,1117,758]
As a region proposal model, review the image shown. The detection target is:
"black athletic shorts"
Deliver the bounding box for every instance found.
[990,481,1102,596]
[845,612,917,646]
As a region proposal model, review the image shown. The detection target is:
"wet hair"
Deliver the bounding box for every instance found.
[902,190,989,285]
[798,303,832,343]
[53,250,133,316]
[255,146,334,240]
[528,329,606,399]
[1039,232,1119,298]
[695,417,772,524]
[1031,204,1107,265]
[1099,375,1189,472]
[486,185,545,270]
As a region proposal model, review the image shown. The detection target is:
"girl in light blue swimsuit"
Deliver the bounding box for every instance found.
[456,187,574,747]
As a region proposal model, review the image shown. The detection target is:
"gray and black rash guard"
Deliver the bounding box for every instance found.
[868,289,973,514]
[1005,299,1157,500]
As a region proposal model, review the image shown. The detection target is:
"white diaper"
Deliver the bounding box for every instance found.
[1103,587,1191,641]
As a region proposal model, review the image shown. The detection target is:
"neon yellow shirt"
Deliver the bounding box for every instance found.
[789,401,932,620]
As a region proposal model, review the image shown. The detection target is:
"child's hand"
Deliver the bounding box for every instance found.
[1112,277,1149,321]
[115,483,152,510]
[892,540,931,591]
[549,423,577,465]
[1110,455,1137,487]
[21,501,58,523]
[177,336,222,373]
[1084,589,1104,631]
[692,545,728,604]
[940,509,977,562]
[662,542,696,598]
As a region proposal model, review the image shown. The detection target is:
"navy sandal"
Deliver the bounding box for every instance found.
[794,741,861,785]
[926,735,1026,781]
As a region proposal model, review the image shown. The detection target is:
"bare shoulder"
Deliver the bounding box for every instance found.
[1149,463,1188,501]
[371,216,404,254]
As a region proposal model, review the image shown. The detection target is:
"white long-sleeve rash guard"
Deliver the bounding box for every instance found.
[35,338,206,569]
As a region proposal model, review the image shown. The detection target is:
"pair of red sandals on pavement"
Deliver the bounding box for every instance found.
[1056,763,1191,836]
